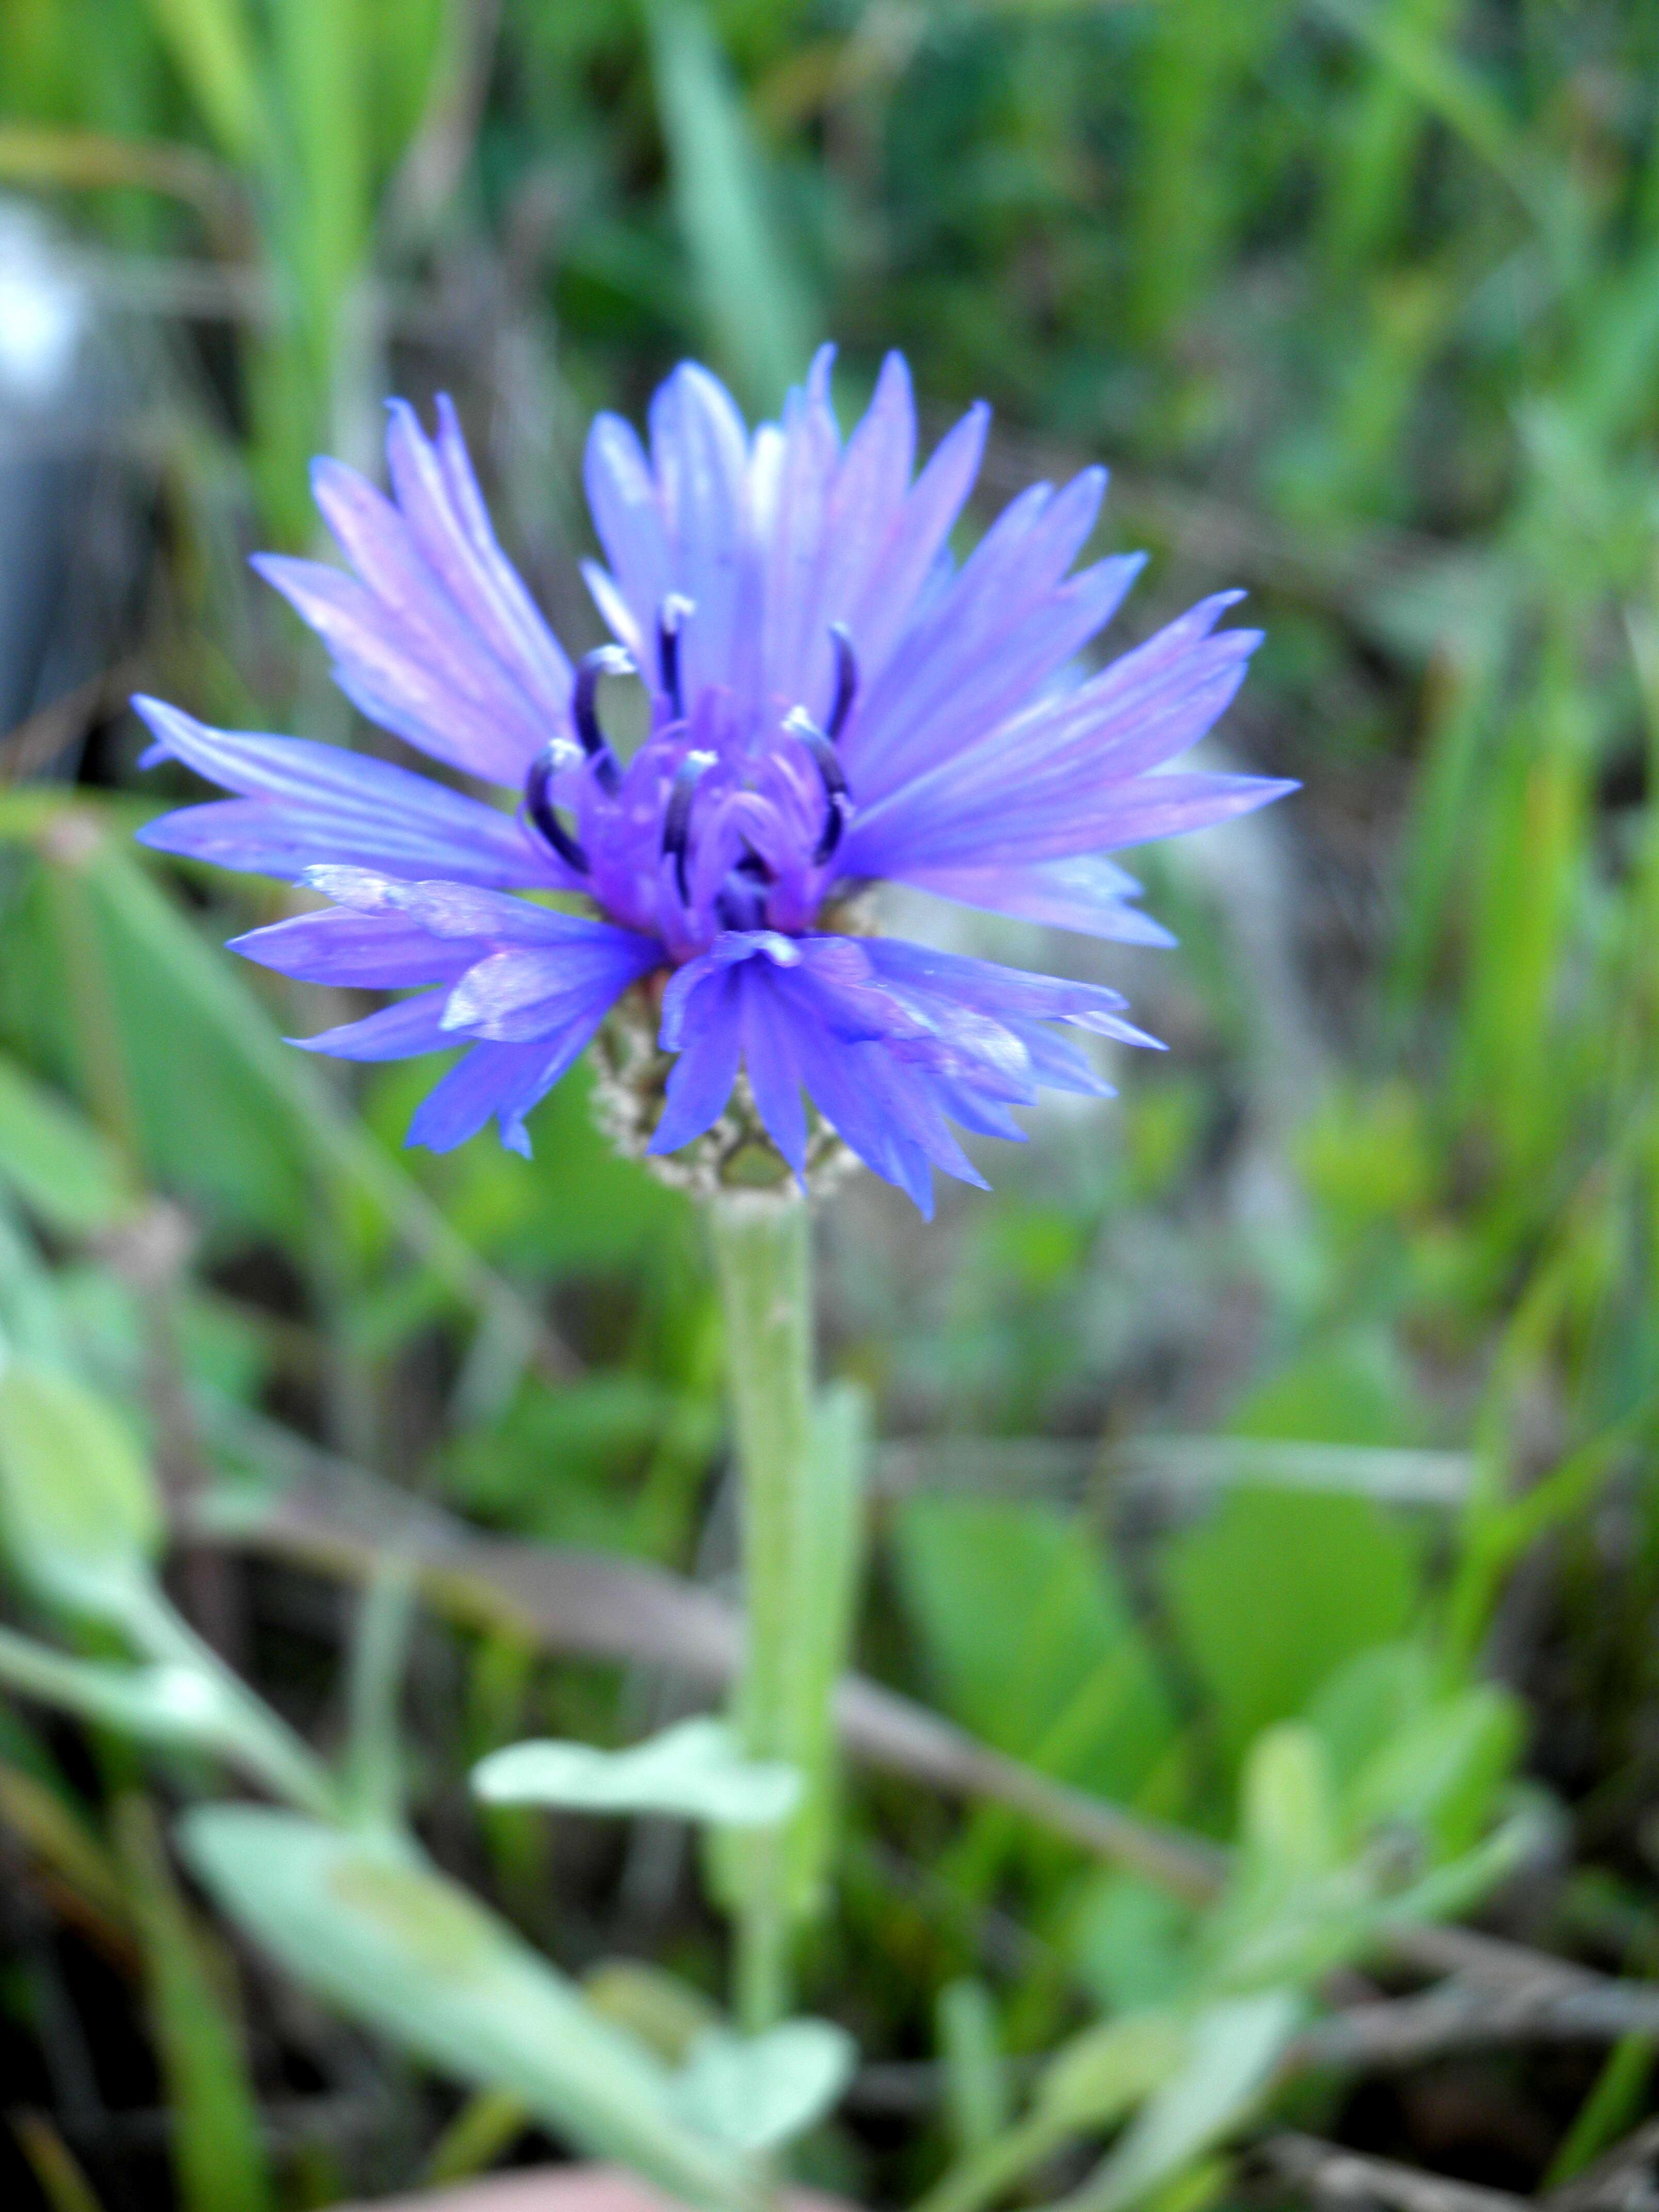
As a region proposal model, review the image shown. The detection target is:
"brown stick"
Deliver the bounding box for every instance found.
[183,1428,1659,2034]
[187,1432,1222,1902]
[1248,2134,1524,2212]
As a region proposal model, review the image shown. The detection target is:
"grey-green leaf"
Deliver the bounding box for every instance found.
[646,0,817,414]
[0,1357,161,1625]
[472,1717,801,1828]
[1076,1989,1301,2212]
[0,1056,136,1236]
[1036,2010,1187,2133]
[671,2019,857,2153]
[179,1808,755,2211]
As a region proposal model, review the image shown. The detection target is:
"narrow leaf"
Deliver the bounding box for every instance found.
[473,1716,801,1828]
[0,1057,136,1235]
[180,1808,755,2209]
[115,1795,272,2212]
[646,0,816,413]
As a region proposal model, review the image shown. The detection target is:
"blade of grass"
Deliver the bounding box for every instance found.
[10,2114,107,2212]
[113,1793,273,2212]
[647,0,816,414]
[141,0,267,169]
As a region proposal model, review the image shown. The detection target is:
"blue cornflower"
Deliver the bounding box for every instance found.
[135,350,1293,1214]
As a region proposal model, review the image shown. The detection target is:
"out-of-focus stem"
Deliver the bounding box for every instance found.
[707,1189,814,2034]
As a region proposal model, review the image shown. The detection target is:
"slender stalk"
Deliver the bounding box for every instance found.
[707,1189,814,2033]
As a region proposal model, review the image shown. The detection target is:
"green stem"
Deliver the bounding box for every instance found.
[708,1189,814,2034]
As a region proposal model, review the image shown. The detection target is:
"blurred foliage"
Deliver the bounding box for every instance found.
[1,0,1658,2206]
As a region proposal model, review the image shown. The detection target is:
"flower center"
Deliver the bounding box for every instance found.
[519,603,860,960]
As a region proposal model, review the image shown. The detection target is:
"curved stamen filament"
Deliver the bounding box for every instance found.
[827,623,858,740]
[525,743,590,873]
[661,749,717,904]
[573,645,630,794]
[658,594,694,720]
[784,708,851,866]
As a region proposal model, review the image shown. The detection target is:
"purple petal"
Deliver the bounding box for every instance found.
[253,550,551,788]
[290,992,457,1061]
[928,1080,1032,1141]
[739,962,808,1178]
[228,907,477,988]
[757,355,843,720]
[407,1004,613,1157]
[659,931,801,1048]
[416,396,574,710]
[892,855,1178,946]
[789,1027,936,1217]
[134,698,566,888]
[300,867,657,955]
[860,936,1129,1024]
[846,401,989,691]
[812,352,916,652]
[650,365,752,707]
[844,611,1278,872]
[584,415,672,677]
[1002,1018,1118,1095]
[441,937,658,1043]
[248,403,574,788]
[847,466,1107,784]
[848,551,1144,804]
[648,969,743,1153]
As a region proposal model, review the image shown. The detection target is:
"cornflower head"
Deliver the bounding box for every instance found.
[135,350,1293,1214]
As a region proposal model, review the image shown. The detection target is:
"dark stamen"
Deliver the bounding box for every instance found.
[525,744,590,873]
[786,708,851,866]
[658,595,694,719]
[661,749,715,904]
[827,623,858,740]
[573,645,630,794]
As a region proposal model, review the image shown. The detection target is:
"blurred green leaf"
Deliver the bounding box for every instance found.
[670,2019,856,2153]
[342,1555,417,1828]
[1239,1724,1340,1883]
[0,1752,129,1938]
[180,1807,756,2209]
[1159,1488,1419,1766]
[0,1357,161,1627]
[938,1977,1011,2157]
[0,1057,136,1235]
[473,1715,802,1827]
[895,1498,1177,1801]
[1036,2009,1186,2134]
[1071,1876,1196,2016]
[1072,1990,1301,2212]
[141,0,266,166]
[0,1627,336,1816]
[1342,1682,1523,1858]
[584,1959,722,2064]
[646,0,816,413]
[10,2115,108,2212]
[115,1794,272,2212]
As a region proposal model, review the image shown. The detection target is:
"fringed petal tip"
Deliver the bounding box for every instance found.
[499,1114,534,1160]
